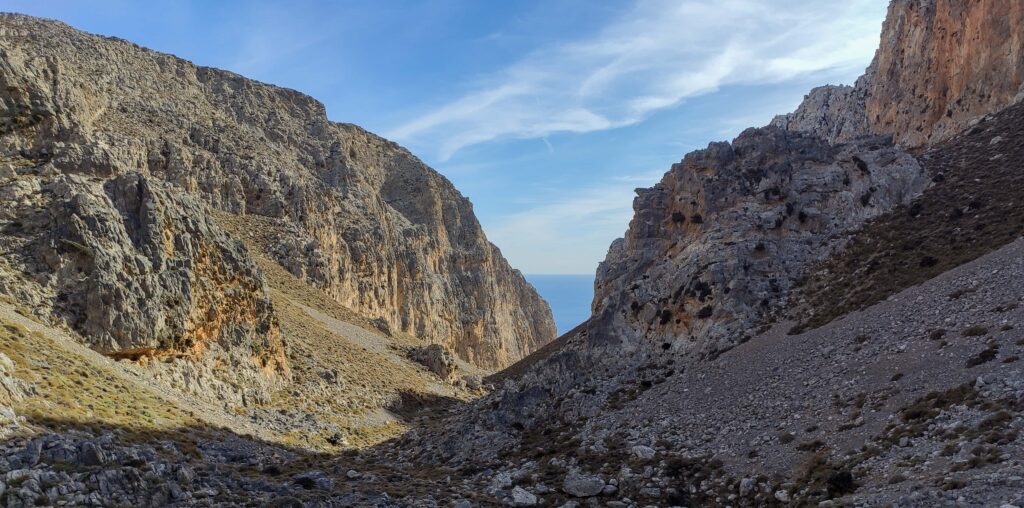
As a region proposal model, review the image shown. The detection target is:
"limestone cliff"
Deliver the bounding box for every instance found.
[594,0,1024,363]
[0,14,555,370]
[591,130,926,359]
[0,171,289,407]
[432,0,1024,470]
[867,0,1024,146]
[775,0,1024,148]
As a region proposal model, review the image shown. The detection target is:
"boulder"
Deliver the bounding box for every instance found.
[462,374,483,390]
[293,471,334,491]
[562,472,604,497]
[739,478,756,496]
[370,317,392,337]
[631,445,655,460]
[78,442,106,466]
[410,344,457,381]
[510,486,538,506]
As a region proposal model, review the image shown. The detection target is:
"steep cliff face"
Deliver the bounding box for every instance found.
[0,14,554,369]
[589,0,1024,368]
[866,0,1024,147]
[0,171,289,407]
[591,129,927,358]
[775,0,1024,148]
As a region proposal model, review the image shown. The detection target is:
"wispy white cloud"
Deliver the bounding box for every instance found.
[487,178,653,274]
[388,0,886,160]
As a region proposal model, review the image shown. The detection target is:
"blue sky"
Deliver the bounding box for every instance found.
[7,0,888,274]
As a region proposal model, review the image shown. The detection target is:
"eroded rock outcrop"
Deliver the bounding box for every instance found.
[592,129,927,358]
[0,171,288,406]
[0,352,34,432]
[770,83,870,145]
[0,13,554,370]
[409,344,458,382]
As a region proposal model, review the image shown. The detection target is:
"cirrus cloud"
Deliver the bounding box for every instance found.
[388,0,886,160]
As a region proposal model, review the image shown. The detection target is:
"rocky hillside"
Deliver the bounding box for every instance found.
[0,13,555,371]
[589,0,1024,370]
[4,1,1024,506]
[405,0,1024,504]
[590,129,927,361]
[792,98,1024,332]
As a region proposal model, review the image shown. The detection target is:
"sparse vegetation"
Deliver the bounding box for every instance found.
[794,451,858,500]
[791,105,1024,331]
[961,325,989,337]
[965,346,998,367]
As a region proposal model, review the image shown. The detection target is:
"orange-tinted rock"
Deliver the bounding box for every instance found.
[866,0,1024,146]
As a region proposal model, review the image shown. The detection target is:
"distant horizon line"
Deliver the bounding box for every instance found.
[524,273,594,277]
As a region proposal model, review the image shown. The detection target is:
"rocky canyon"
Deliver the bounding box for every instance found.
[2,1,1024,507]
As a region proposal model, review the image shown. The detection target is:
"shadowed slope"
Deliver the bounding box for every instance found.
[792,99,1024,332]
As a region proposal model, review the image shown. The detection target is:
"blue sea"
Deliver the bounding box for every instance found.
[525,274,594,335]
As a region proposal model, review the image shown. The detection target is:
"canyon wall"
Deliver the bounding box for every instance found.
[593,0,1024,364]
[436,0,1024,462]
[867,0,1024,147]
[775,0,1024,148]
[0,14,554,371]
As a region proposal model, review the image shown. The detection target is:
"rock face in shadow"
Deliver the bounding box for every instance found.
[592,129,927,360]
[0,13,554,370]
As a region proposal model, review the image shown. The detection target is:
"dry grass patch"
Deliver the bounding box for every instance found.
[0,315,199,437]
